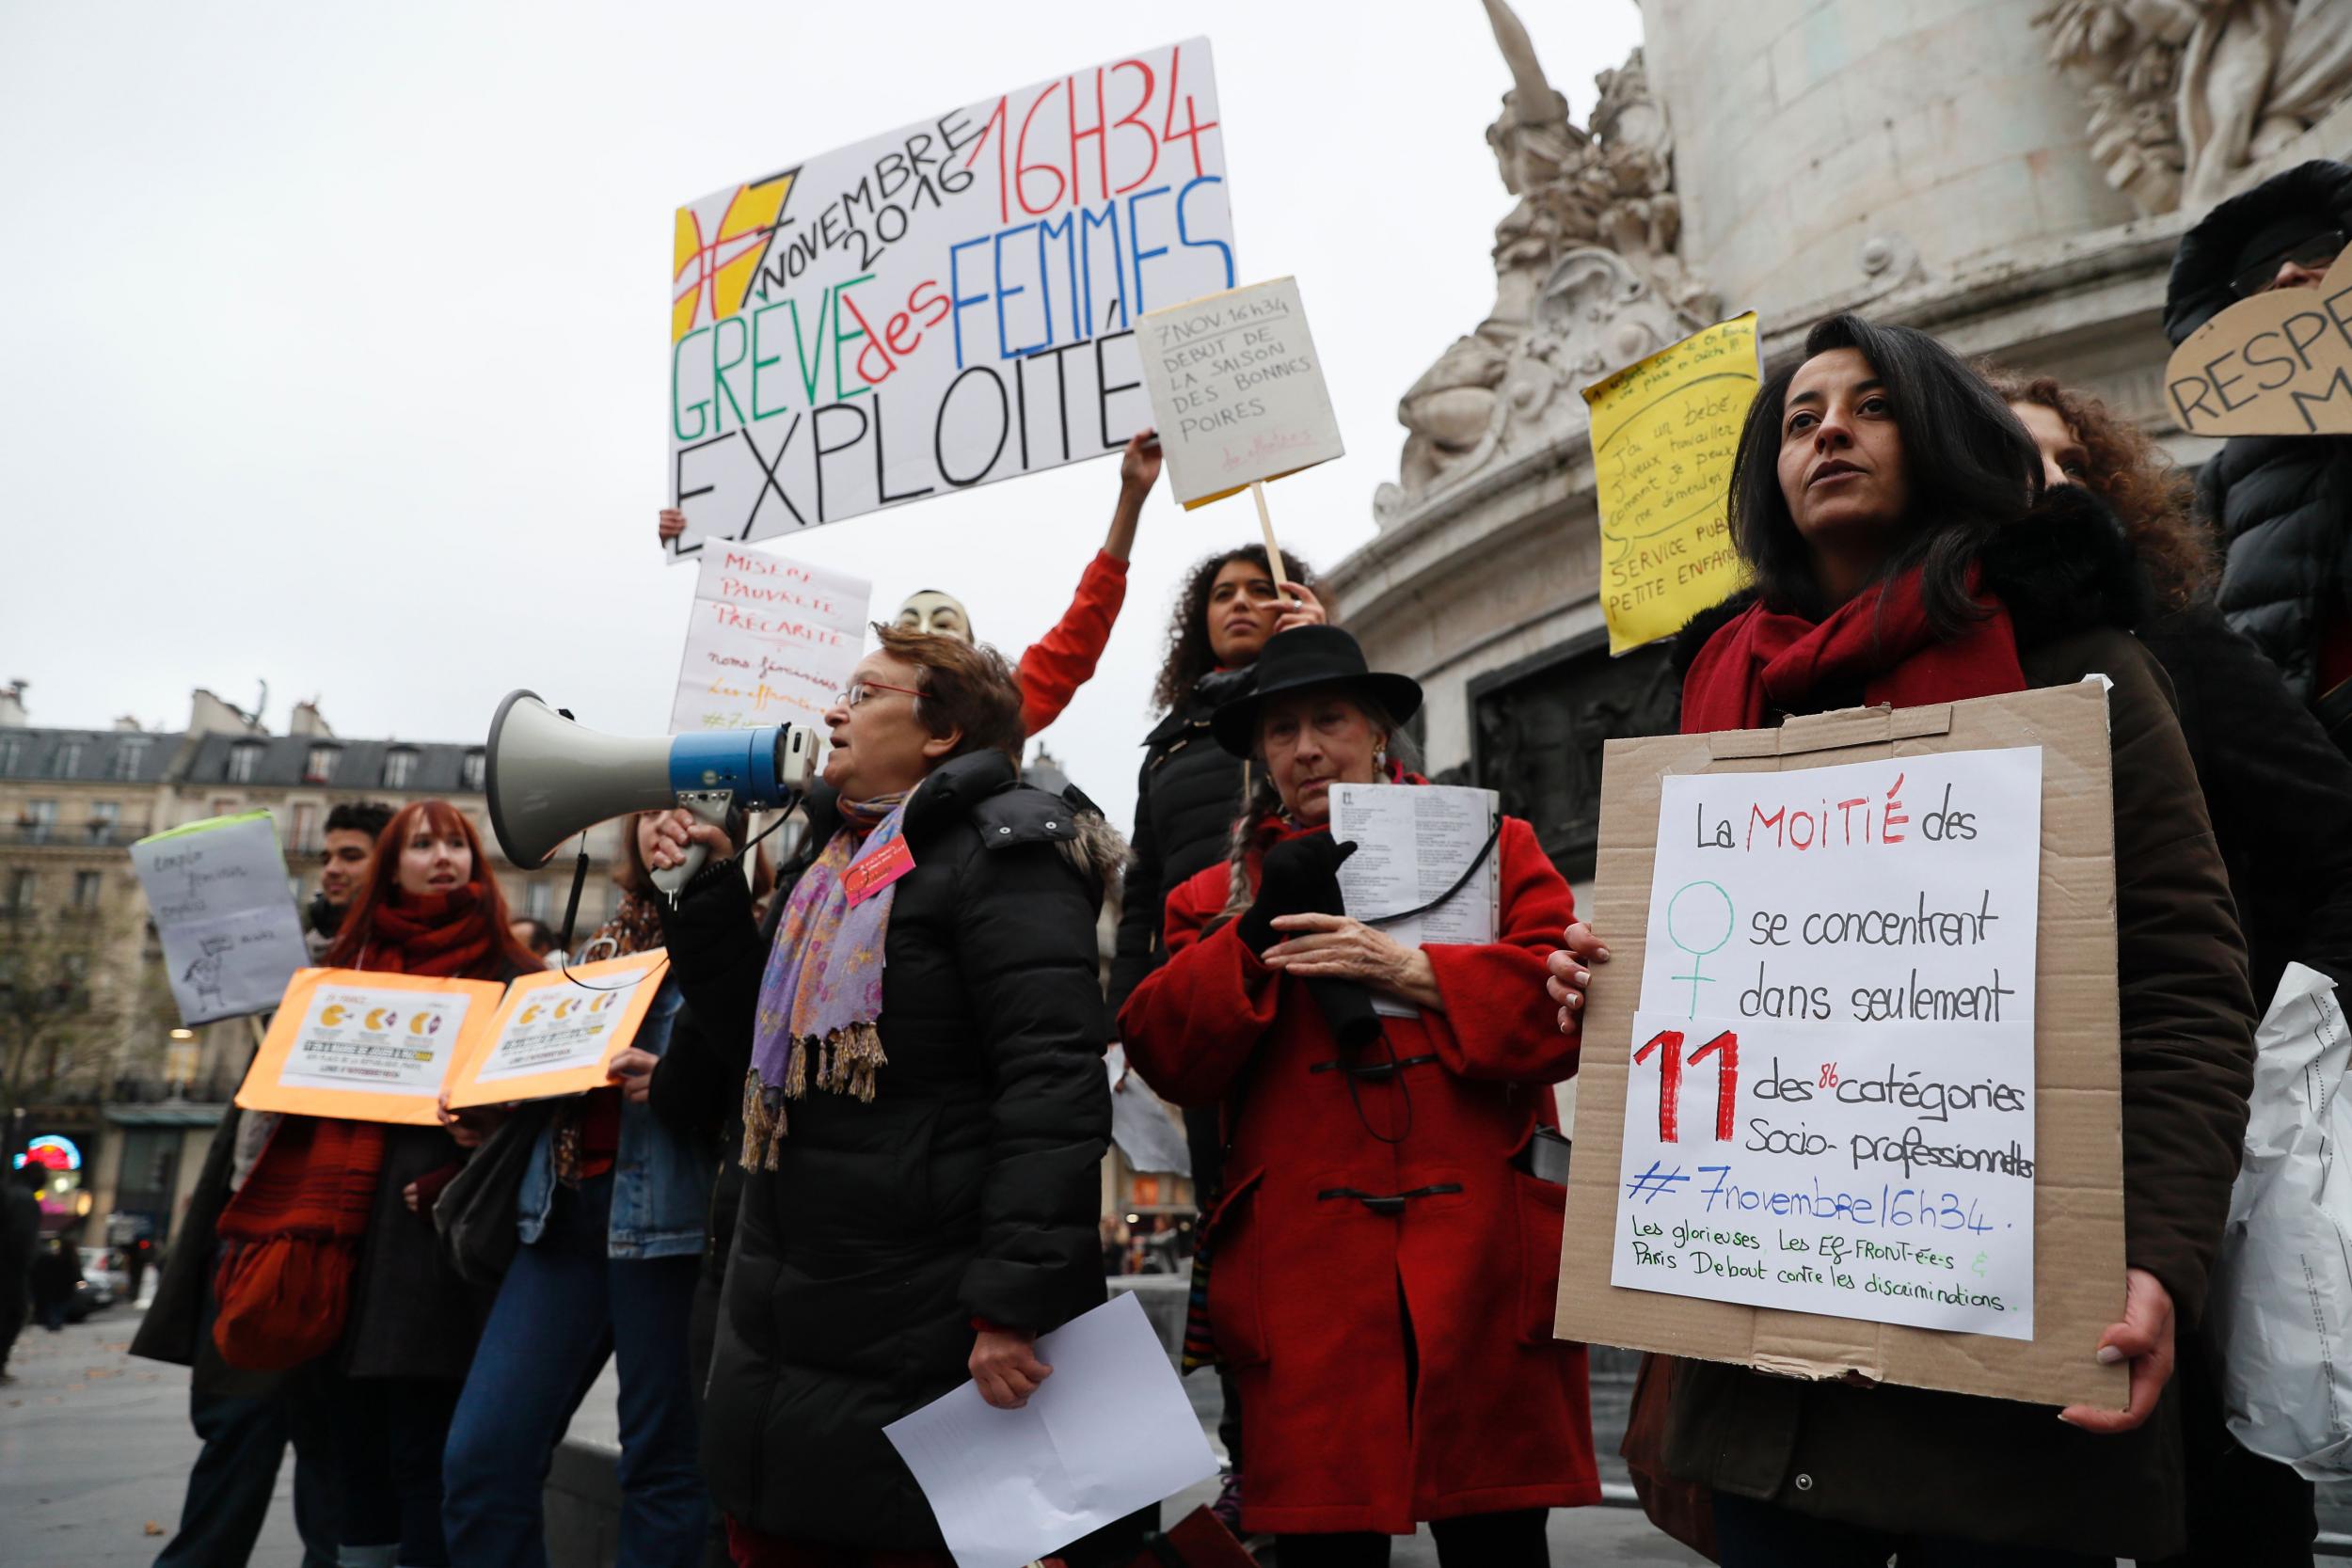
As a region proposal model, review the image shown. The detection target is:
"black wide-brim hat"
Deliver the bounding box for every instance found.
[1211,626,1424,757]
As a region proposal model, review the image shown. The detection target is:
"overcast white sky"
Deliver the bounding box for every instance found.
[0,0,1642,830]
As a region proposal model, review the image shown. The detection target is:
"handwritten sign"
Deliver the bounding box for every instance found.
[234,970,506,1126]
[671,546,870,733]
[1583,312,1758,655]
[1555,683,2130,1410]
[131,813,311,1025]
[1613,748,2044,1338]
[2165,251,2352,436]
[667,39,1236,555]
[1136,277,1343,507]
[445,951,669,1108]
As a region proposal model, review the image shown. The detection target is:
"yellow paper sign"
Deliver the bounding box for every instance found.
[234,970,508,1126]
[443,951,671,1109]
[1584,312,1759,655]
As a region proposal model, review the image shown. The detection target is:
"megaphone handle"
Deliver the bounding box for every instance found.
[651,790,733,901]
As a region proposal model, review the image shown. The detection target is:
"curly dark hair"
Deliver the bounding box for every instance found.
[1149,545,1318,715]
[1976,366,2217,612]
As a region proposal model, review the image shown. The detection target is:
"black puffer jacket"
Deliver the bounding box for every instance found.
[656,749,1116,1550]
[1106,669,1254,1022]
[2164,159,2352,709]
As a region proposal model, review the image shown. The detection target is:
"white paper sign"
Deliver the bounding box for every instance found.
[131,813,311,1025]
[1136,276,1344,506]
[667,39,1235,555]
[671,545,870,733]
[277,982,482,1095]
[883,1291,1217,1568]
[471,958,666,1085]
[1105,1044,1191,1177]
[1611,747,2044,1339]
[1331,783,1501,1018]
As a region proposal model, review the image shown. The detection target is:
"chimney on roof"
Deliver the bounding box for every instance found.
[188,688,267,737]
[112,716,143,733]
[289,699,334,738]
[0,681,24,728]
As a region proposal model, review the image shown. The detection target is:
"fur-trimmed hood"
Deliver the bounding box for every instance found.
[1666,484,2154,677]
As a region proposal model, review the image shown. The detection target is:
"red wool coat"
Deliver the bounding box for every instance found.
[1118,810,1599,1536]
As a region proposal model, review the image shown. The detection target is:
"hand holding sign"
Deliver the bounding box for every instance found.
[2165,250,2352,436]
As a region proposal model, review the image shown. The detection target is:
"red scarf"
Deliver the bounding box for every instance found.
[1679,566,2026,734]
[213,885,503,1370]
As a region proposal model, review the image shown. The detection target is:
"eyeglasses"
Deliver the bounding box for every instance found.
[2231,230,2344,297]
[834,681,923,709]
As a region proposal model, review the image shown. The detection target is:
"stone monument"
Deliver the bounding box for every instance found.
[1324,0,2352,893]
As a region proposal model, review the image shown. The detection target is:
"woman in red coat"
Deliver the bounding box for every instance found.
[1119,626,1597,1567]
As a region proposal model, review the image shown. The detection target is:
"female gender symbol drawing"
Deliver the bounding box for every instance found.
[1665,880,1734,1018]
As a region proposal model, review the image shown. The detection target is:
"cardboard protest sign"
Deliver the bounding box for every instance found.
[444,951,670,1109]
[1554,682,2130,1409]
[1583,313,1758,655]
[2165,251,2352,436]
[234,970,506,1126]
[671,546,870,733]
[1136,277,1343,507]
[1616,747,2043,1339]
[131,813,311,1025]
[667,39,1236,556]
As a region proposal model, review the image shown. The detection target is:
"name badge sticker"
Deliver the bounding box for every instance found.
[844,836,916,906]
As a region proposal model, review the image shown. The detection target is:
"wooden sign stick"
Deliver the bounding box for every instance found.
[1250,480,1290,592]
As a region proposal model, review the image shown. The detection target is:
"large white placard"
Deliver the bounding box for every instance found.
[671,546,870,733]
[131,813,311,1025]
[1611,746,2044,1338]
[1135,276,1344,506]
[667,39,1235,554]
[276,982,482,1096]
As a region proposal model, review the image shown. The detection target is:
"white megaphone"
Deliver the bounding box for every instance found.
[485,690,822,896]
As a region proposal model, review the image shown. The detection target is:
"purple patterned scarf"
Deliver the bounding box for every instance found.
[742,793,909,1168]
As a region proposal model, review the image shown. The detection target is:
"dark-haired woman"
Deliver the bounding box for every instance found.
[1983,369,2352,1568]
[639,626,1116,1565]
[216,800,539,1568]
[440,816,715,1568]
[1549,316,2256,1564]
[1120,626,1596,1565]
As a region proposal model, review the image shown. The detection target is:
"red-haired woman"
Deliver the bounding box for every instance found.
[215,800,538,1568]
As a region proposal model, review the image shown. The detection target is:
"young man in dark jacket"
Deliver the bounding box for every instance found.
[2163,159,2352,748]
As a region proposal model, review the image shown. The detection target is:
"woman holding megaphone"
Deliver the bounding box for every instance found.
[638,626,1117,1566]
[214,800,538,1568]
[1117,626,1597,1566]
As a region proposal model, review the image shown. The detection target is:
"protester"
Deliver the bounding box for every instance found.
[213,800,538,1568]
[659,429,1163,737]
[135,808,389,1568]
[30,1234,80,1330]
[2161,159,2352,745]
[441,817,714,1568]
[1104,541,1326,1527]
[308,800,395,960]
[1983,366,2352,1567]
[1119,625,1597,1566]
[1550,314,2257,1564]
[638,626,1115,1565]
[508,916,558,965]
[0,1164,40,1381]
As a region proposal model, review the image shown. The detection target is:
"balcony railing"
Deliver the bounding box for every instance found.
[5,824,151,847]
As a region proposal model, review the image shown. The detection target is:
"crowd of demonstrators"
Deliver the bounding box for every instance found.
[1119,626,1597,1565]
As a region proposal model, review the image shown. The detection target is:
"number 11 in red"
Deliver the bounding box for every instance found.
[1635,1029,1739,1144]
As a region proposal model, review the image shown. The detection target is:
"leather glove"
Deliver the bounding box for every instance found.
[1235,835,1358,956]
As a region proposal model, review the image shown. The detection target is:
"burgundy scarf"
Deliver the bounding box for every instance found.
[1679,565,2026,734]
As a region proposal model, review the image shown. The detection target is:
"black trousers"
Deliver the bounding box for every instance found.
[1711,1493,2102,1568]
[157,1287,338,1568]
[1274,1509,1549,1568]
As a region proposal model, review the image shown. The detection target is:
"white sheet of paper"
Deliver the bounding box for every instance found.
[1136,276,1344,505]
[882,1292,1217,1568]
[1104,1044,1192,1177]
[472,959,666,1084]
[1611,746,2043,1339]
[131,814,311,1025]
[670,546,870,733]
[276,983,484,1096]
[1330,784,1501,1017]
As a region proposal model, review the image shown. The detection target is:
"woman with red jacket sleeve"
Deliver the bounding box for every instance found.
[1118,626,1597,1566]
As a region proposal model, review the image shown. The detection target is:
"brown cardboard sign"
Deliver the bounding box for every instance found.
[1554,682,2130,1410]
[2165,250,2352,436]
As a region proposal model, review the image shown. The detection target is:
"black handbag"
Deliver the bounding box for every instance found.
[432,1101,552,1287]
